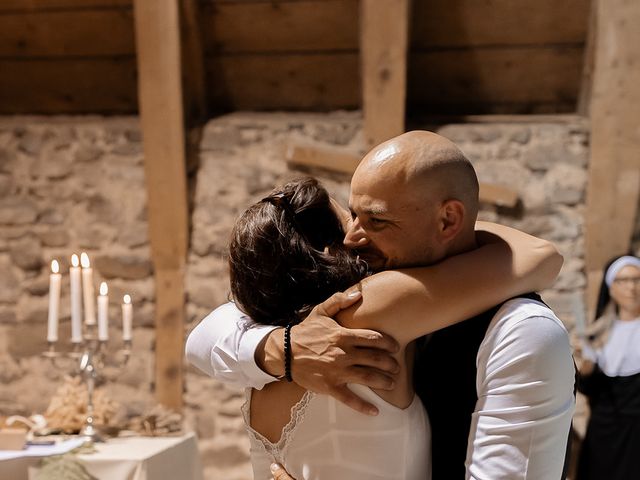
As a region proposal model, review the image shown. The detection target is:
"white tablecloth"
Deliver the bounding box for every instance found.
[0,433,203,480]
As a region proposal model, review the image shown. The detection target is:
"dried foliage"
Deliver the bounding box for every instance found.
[44,376,119,433]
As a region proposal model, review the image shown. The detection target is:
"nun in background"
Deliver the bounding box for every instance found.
[577,255,640,480]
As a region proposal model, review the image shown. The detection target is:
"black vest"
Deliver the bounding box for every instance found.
[414,293,570,479]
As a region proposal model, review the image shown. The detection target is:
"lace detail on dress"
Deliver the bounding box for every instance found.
[242,389,316,462]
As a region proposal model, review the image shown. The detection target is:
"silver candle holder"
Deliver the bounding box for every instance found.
[42,323,132,443]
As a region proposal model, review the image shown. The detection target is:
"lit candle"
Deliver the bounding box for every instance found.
[47,260,61,343]
[98,282,109,341]
[70,254,83,343]
[80,252,96,326]
[122,294,132,341]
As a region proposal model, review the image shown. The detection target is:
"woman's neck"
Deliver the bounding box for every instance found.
[619,307,640,321]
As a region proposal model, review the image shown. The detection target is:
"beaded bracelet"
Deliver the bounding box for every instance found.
[284,322,294,382]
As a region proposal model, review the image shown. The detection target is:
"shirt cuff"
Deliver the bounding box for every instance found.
[238,324,280,390]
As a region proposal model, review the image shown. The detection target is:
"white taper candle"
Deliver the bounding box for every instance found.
[80,252,96,326]
[47,260,61,343]
[70,254,83,343]
[98,282,109,341]
[122,294,132,342]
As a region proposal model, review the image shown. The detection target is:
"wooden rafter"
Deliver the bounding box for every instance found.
[133,0,189,410]
[360,0,409,148]
[286,143,519,209]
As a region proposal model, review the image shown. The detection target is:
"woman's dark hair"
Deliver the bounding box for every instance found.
[229,177,368,326]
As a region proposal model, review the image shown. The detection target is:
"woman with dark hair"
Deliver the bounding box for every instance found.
[576,254,640,480]
[224,177,563,480]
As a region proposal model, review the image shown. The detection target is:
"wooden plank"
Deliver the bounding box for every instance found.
[287,144,520,209]
[201,0,358,54]
[181,0,207,124]
[0,9,134,57]
[206,53,360,111]
[286,144,360,174]
[0,0,130,12]
[0,45,582,115]
[577,0,596,116]
[408,47,583,113]
[207,47,580,112]
[0,58,137,114]
[360,0,409,148]
[412,0,589,49]
[133,0,188,410]
[478,184,519,209]
[584,0,640,317]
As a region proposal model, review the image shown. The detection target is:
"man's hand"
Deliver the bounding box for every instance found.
[271,463,295,480]
[258,290,400,416]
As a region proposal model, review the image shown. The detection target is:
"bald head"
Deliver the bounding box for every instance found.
[354,130,479,225]
[346,131,479,267]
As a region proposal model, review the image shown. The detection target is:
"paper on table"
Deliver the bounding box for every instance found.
[0,438,86,461]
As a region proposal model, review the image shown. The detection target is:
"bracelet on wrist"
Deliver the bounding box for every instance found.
[284,322,294,382]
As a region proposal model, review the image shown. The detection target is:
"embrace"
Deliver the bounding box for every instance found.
[187,131,575,479]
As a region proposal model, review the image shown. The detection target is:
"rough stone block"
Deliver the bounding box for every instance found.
[0,308,17,324]
[77,225,117,248]
[0,353,23,382]
[117,224,148,248]
[94,254,153,280]
[0,198,38,225]
[509,128,532,145]
[17,131,44,155]
[544,163,587,205]
[32,151,73,179]
[9,236,43,271]
[38,208,65,225]
[8,324,48,358]
[23,275,49,296]
[74,145,103,163]
[37,228,70,247]
[0,174,12,197]
[0,256,20,302]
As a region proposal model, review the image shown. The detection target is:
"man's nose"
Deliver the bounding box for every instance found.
[344,218,369,249]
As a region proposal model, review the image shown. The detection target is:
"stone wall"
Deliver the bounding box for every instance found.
[1,112,634,479]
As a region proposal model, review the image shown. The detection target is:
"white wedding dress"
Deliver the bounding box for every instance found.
[243,383,431,480]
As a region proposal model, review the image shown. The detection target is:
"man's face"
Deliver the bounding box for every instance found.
[343,175,443,271]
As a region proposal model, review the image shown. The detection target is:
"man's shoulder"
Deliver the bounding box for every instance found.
[494,296,564,329]
[481,296,570,354]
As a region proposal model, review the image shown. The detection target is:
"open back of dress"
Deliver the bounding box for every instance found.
[243,383,431,480]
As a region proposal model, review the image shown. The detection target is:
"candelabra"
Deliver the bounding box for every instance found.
[42,324,132,443]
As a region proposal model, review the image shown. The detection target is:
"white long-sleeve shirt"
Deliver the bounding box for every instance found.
[185,298,575,479]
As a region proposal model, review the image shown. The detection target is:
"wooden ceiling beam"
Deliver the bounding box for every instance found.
[360,0,409,149]
[133,0,188,411]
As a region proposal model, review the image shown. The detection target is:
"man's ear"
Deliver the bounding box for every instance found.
[439,199,465,243]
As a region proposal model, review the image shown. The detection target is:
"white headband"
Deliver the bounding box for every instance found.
[605,256,640,287]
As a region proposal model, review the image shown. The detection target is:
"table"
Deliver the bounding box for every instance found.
[0,433,203,480]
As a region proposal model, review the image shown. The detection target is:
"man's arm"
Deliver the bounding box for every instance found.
[185,294,400,413]
[467,303,575,479]
[258,291,400,415]
[185,302,279,389]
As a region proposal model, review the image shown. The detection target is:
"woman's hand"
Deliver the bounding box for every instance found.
[271,463,295,479]
[256,290,401,416]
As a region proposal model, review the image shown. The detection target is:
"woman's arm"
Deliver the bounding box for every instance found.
[338,222,563,346]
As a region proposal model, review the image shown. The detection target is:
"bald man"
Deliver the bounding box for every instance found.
[187,131,575,479]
